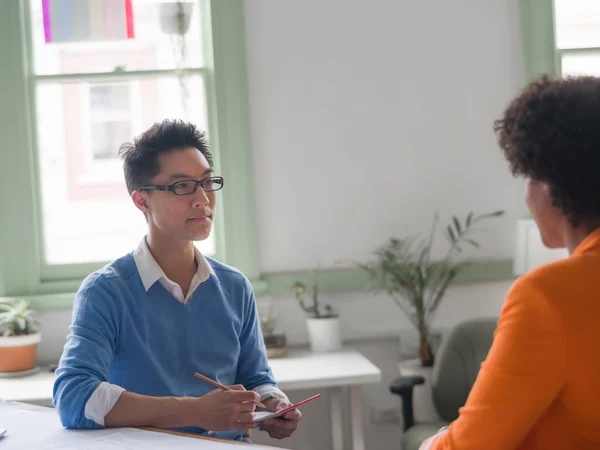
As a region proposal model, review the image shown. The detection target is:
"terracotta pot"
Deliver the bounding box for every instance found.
[0,332,41,373]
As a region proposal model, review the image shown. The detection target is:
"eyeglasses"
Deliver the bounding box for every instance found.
[139,177,224,196]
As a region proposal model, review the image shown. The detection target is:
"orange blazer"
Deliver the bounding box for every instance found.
[430,228,600,450]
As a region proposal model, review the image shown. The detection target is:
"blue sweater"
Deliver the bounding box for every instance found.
[53,253,276,441]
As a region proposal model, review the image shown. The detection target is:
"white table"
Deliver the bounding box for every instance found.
[267,348,382,450]
[0,348,382,450]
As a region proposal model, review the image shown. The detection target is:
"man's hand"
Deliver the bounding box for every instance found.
[258,397,301,439]
[191,385,260,431]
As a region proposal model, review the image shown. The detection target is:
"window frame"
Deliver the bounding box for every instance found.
[519,0,559,80]
[518,0,600,79]
[0,0,264,300]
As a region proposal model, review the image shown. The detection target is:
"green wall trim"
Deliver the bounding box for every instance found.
[10,260,515,312]
[263,259,515,296]
[519,0,558,80]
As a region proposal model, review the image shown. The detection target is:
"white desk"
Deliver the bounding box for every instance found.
[268,349,382,450]
[0,402,285,449]
[0,348,382,450]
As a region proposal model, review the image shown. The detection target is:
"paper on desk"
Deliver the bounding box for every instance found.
[27,429,277,450]
[0,403,283,450]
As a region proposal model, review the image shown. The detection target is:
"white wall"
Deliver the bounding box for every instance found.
[245,0,526,272]
[241,0,524,448]
[33,1,525,450]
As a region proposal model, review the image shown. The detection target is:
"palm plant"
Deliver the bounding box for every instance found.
[0,300,38,337]
[358,210,504,366]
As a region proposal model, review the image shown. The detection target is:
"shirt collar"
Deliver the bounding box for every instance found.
[572,227,600,257]
[133,237,216,292]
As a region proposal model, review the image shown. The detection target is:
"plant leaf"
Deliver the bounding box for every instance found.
[466,212,473,227]
[465,239,480,248]
[452,216,461,235]
[446,226,456,243]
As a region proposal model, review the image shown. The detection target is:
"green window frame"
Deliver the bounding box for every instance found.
[0,0,264,309]
[518,0,600,79]
[519,0,558,80]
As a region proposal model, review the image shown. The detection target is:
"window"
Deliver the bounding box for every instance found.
[28,0,214,268]
[89,83,135,161]
[0,1,261,300]
[554,0,600,76]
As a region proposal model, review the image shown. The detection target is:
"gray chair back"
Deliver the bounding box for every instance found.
[431,318,497,421]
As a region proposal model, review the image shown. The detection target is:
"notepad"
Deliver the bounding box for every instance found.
[252,393,322,422]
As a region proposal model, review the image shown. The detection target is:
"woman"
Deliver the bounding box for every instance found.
[421,75,600,450]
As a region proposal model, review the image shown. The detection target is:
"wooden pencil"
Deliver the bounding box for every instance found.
[193,372,265,408]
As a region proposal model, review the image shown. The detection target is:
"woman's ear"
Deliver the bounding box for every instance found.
[132,190,150,214]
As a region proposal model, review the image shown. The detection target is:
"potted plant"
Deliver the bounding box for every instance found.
[0,300,41,374]
[259,297,288,359]
[290,270,342,353]
[159,1,194,34]
[159,1,194,117]
[358,210,504,367]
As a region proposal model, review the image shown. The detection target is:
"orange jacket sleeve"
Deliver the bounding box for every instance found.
[430,276,567,450]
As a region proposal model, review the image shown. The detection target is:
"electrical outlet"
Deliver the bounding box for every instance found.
[370,407,402,424]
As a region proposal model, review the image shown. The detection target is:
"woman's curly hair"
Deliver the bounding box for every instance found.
[494,75,600,227]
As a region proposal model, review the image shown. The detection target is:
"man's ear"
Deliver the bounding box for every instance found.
[132,190,150,214]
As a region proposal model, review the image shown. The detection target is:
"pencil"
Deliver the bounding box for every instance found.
[194,372,265,439]
[193,372,265,408]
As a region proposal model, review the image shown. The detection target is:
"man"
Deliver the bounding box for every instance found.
[53,119,301,443]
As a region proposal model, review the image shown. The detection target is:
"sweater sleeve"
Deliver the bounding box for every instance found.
[234,277,278,390]
[53,275,121,429]
[430,276,567,450]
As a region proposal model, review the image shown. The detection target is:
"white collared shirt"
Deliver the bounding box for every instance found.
[133,236,216,304]
[84,238,287,426]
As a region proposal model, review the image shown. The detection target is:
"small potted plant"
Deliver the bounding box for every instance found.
[0,300,41,374]
[259,297,288,359]
[290,270,341,353]
[158,1,195,34]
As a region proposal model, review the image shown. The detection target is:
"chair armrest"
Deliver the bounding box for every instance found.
[389,375,425,430]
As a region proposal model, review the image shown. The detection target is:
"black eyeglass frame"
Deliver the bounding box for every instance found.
[139,176,224,196]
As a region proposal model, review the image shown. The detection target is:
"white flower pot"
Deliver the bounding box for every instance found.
[306,317,342,353]
[398,358,441,423]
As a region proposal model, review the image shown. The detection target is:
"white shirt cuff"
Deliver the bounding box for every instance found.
[252,385,289,403]
[84,381,126,426]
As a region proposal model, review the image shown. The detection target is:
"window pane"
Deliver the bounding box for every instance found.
[29,0,206,75]
[561,52,600,76]
[555,0,600,49]
[90,84,131,115]
[91,121,132,159]
[35,75,214,264]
